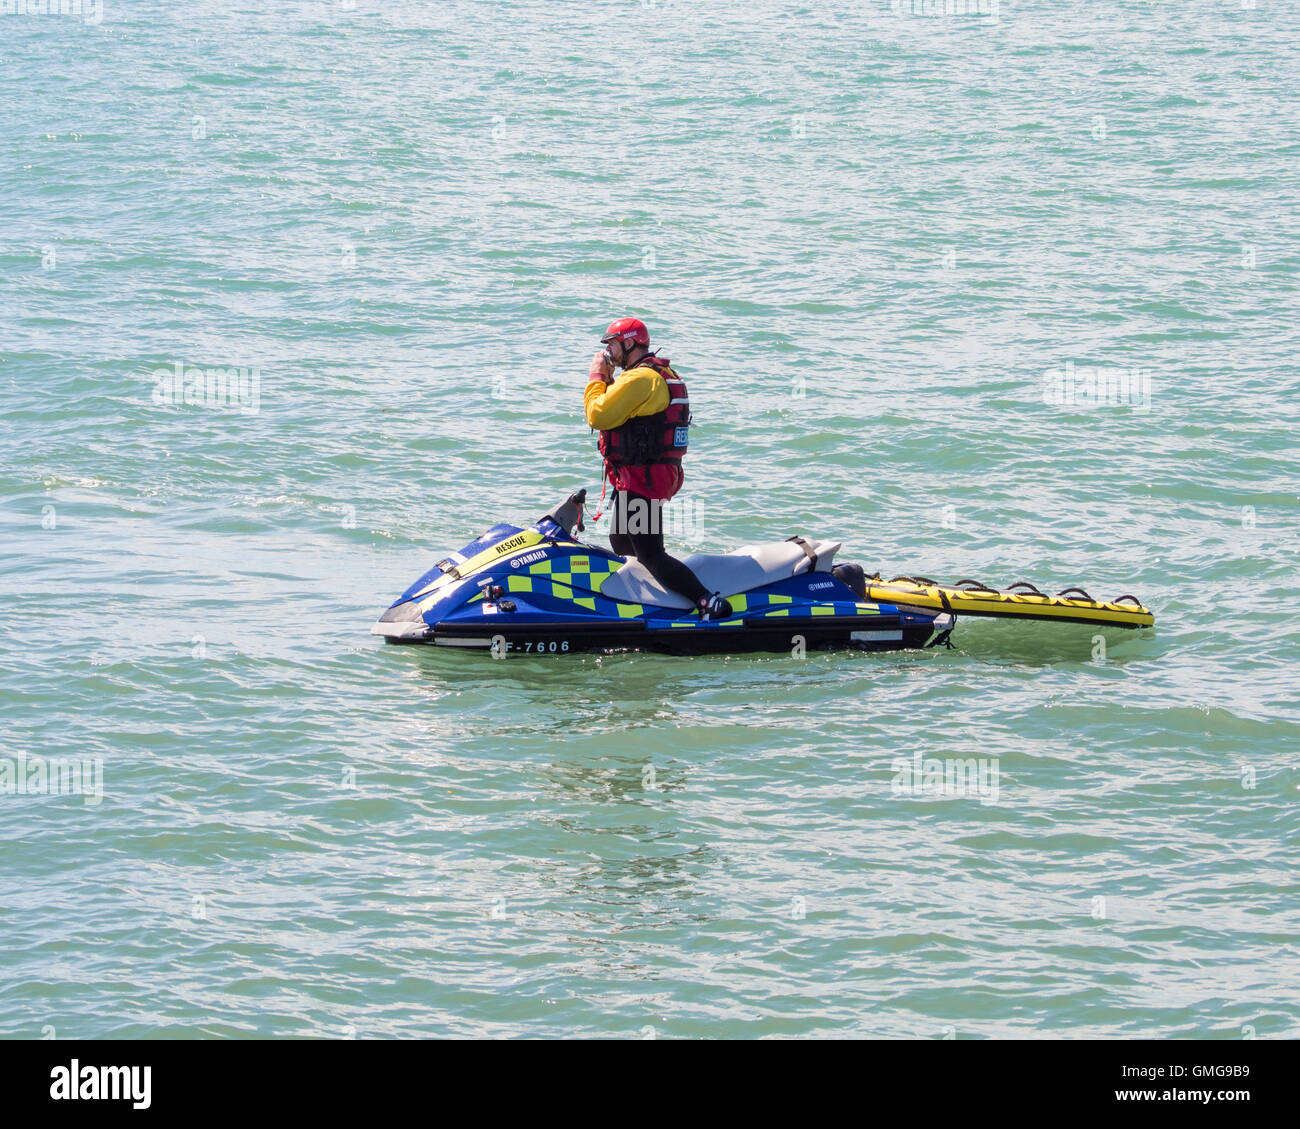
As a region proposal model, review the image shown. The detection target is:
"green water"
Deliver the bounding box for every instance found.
[2,0,1298,1038]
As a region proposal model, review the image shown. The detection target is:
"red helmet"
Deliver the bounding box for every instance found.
[601,317,649,348]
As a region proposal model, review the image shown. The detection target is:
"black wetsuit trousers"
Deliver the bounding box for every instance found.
[607,490,709,606]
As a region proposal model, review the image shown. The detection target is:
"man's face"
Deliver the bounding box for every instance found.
[602,336,626,367]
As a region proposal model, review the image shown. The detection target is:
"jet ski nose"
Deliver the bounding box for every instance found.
[371,598,430,640]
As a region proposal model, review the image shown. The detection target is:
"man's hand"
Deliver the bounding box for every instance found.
[588,350,614,383]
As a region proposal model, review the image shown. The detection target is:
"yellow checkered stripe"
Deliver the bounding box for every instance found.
[505,556,883,625]
[756,601,882,618]
[507,556,641,616]
[655,592,795,618]
[663,597,883,626]
[526,553,621,593]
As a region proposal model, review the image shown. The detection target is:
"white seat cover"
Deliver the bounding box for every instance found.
[600,539,842,610]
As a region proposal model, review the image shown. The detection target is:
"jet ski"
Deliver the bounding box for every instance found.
[371,489,1154,655]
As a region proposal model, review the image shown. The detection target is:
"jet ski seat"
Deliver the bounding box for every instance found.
[600,538,842,610]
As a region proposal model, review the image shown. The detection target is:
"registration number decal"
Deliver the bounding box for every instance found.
[490,637,571,656]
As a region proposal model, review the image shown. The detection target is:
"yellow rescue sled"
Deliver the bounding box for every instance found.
[861,575,1155,629]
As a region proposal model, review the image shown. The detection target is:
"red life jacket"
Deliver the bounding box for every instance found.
[597,353,690,474]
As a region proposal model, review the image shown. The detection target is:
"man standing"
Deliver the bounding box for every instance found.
[585,318,732,619]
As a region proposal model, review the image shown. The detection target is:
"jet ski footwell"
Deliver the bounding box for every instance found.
[371,491,1152,656]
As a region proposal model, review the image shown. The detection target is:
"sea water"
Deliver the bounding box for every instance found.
[2,0,1297,1037]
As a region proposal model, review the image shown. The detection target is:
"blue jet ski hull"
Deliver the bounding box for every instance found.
[371,493,951,656]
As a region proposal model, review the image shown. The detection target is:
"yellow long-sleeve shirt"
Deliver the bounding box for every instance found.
[584,364,669,430]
